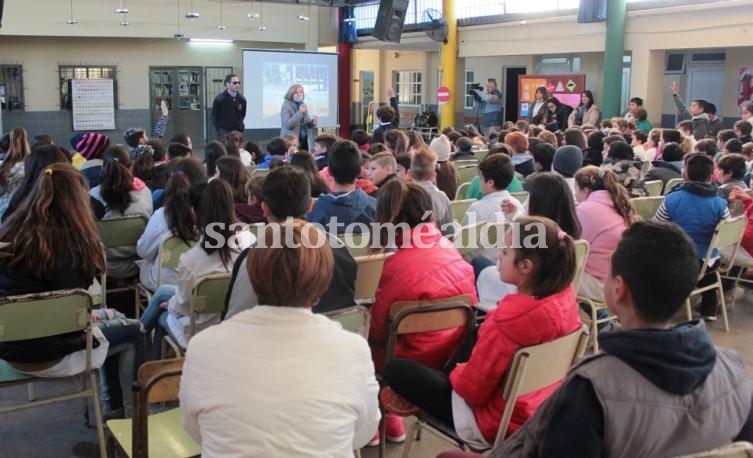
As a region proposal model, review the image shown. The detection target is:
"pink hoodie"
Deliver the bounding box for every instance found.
[576,190,629,280]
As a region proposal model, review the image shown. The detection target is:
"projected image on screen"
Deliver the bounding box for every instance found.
[262,63,330,120]
[243,49,339,129]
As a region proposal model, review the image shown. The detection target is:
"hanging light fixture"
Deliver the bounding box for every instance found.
[185,0,199,19]
[258,1,266,31]
[115,0,130,26]
[218,0,227,30]
[247,0,259,20]
[66,0,79,25]
[174,0,184,38]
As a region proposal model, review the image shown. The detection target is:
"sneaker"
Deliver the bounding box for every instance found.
[366,431,380,447]
[384,414,406,443]
[702,315,717,322]
[380,387,420,417]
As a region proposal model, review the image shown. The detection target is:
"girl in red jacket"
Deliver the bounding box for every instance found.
[382,216,582,447]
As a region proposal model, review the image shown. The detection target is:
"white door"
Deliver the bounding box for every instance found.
[686,66,724,116]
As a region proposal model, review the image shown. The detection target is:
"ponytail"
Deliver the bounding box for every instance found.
[100,145,135,214]
[575,165,636,226]
[600,169,636,226]
[164,173,199,244]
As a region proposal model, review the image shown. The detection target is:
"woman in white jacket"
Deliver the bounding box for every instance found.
[136,164,200,291]
[139,178,249,357]
[180,219,380,457]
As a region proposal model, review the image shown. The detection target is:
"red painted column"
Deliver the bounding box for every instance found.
[337,7,352,139]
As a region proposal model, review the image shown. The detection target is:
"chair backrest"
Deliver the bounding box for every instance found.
[701,217,748,277]
[338,232,371,258]
[643,180,663,197]
[494,326,589,446]
[510,191,528,204]
[572,239,590,291]
[450,199,477,223]
[324,305,371,339]
[157,236,197,285]
[353,253,393,305]
[97,215,148,248]
[0,289,91,342]
[663,177,684,195]
[242,222,267,242]
[452,220,487,257]
[630,196,664,221]
[385,295,475,365]
[640,160,651,178]
[473,149,488,162]
[131,358,201,458]
[455,164,479,185]
[455,182,471,201]
[189,273,232,336]
[252,168,269,179]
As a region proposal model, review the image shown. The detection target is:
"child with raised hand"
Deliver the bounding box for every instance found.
[382,216,581,448]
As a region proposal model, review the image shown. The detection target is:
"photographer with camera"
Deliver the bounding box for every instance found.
[470,78,503,135]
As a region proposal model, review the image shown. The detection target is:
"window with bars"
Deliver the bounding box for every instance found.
[59,65,118,110]
[394,70,422,105]
[0,65,24,112]
[464,70,476,110]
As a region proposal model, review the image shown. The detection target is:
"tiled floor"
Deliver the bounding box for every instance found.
[2,294,753,458]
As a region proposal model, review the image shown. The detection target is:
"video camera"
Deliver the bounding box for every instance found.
[468,82,483,95]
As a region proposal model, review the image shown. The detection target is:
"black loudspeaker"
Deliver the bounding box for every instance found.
[372,0,409,43]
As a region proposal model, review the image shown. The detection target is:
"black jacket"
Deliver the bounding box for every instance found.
[211,90,247,133]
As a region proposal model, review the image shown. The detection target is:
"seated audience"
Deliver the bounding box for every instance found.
[180,221,380,456]
[258,136,289,169]
[552,145,584,196]
[505,132,535,177]
[410,146,452,233]
[0,128,30,219]
[464,144,524,200]
[644,141,684,189]
[574,167,636,302]
[234,176,266,224]
[383,216,581,448]
[431,135,459,200]
[77,133,111,188]
[654,153,730,320]
[367,151,398,196]
[222,166,356,319]
[452,137,476,161]
[307,140,377,233]
[489,221,753,457]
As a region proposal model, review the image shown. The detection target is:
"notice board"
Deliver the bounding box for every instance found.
[518,74,586,120]
[72,79,116,131]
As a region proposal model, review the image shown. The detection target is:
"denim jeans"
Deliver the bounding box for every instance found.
[140,285,177,360]
[98,322,146,412]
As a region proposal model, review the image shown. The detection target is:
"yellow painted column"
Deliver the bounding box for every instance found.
[439,0,457,130]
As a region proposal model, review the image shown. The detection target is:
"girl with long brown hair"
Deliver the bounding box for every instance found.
[139,178,251,356]
[0,127,31,218]
[215,155,251,204]
[574,166,636,300]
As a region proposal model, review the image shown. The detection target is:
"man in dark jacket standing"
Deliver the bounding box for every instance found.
[211,74,247,139]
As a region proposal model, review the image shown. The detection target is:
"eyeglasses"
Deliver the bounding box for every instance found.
[231,81,241,85]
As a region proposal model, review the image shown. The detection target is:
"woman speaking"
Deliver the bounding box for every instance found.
[280,84,318,151]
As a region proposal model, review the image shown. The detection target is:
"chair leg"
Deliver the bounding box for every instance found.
[718,280,730,332]
[89,370,107,458]
[83,374,91,426]
[401,419,419,458]
[686,299,693,322]
[354,449,362,458]
[590,304,599,354]
[378,411,386,458]
[27,382,35,401]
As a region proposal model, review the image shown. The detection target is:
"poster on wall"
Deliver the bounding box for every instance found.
[72,79,116,131]
[518,74,586,120]
[739,66,753,106]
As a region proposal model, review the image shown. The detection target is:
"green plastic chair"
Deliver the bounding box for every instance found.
[455,182,471,201]
[510,191,528,204]
[643,180,663,197]
[324,306,371,339]
[353,253,393,305]
[163,273,232,357]
[450,199,477,224]
[107,358,201,458]
[455,164,479,186]
[97,215,148,308]
[663,177,684,195]
[157,236,197,286]
[338,232,372,258]
[0,289,106,457]
[631,196,664,221]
